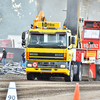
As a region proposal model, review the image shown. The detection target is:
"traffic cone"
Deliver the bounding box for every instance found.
[73,83,80,100]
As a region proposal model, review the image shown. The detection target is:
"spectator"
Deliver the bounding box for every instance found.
[2,48,7,66]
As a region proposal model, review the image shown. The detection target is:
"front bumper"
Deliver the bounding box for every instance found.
[26,61,70,76]
[26,68,70,76]
[27,61,69,68]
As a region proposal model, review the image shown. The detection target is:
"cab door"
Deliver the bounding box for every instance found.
[67,33,73,61]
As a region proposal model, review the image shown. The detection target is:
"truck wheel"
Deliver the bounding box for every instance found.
[27,73,35,80]
[37,76,43,80]
[95,65,100,81]
[74,64,82,81]
[65,65,73,82]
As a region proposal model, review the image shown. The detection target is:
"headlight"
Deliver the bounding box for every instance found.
[60,65,65,68]
[27,64,32,67]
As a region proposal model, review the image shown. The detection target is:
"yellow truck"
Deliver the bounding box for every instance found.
[22,11,82,82]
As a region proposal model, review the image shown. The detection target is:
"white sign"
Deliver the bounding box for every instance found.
[6,82,17,100]
[84,29,99,38]
[89,57,95,63]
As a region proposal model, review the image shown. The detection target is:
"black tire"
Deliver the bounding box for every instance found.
[95,65,100,81]
[74,64,82,81]
[65,65,73,82]
[37,76,50,81]
[37,76,43,80]
[44,77,50,81]
[27,73,35,80]
[38,76,50,81]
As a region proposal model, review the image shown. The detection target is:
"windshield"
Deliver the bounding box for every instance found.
[84,29,100,39]
[27,32,67,48]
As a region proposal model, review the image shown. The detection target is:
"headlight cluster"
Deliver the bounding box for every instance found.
[60,65,65,68]
[27,64,32,67]
[27,62,38,68]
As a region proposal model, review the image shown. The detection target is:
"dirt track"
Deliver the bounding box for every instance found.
[0,74,100,100]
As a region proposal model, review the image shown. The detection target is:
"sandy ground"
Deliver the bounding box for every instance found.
[0,74,100,100]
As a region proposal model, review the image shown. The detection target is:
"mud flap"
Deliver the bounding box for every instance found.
[73,61,81,75]
[73,61,82,81]
[89,64,96,79]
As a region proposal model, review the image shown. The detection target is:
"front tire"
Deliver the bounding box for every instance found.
[74,64,82,81]
[65,65,73,82]
[27,73,35,80]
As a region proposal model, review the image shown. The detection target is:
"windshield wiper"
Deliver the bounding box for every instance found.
[35,44,44,48]
[28,44,44,48]
[51,45,63,48]
[56,45,63,48]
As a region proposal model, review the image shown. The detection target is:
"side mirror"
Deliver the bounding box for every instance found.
[22,39,26,46]
[72,36,75,44]
[22,32,26,47]
[22,32,26,40]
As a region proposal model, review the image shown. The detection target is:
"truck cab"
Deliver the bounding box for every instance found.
[22,22,82,82]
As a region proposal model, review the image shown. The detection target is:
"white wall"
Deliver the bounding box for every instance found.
[7,35,22,48]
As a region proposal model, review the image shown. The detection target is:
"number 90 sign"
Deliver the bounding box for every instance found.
[8,95,15,100]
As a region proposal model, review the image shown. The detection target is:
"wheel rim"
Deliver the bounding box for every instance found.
[70,66,73,82]
[79,65,82,81]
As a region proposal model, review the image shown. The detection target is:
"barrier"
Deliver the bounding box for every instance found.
[6,82,17,100]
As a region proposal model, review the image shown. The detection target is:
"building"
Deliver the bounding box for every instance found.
[7,35,22,48]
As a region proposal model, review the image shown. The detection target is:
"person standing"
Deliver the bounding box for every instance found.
[2,48,7,66]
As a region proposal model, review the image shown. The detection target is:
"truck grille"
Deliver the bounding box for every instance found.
[29,53,63,57]
[29,53,64,60]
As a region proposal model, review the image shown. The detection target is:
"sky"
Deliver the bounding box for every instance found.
[0,0,67,39]
[0,0,100,39]
[89,0,100,20]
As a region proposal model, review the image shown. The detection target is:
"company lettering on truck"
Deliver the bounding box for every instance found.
[83,43,99,49]
[37,22,60,28]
